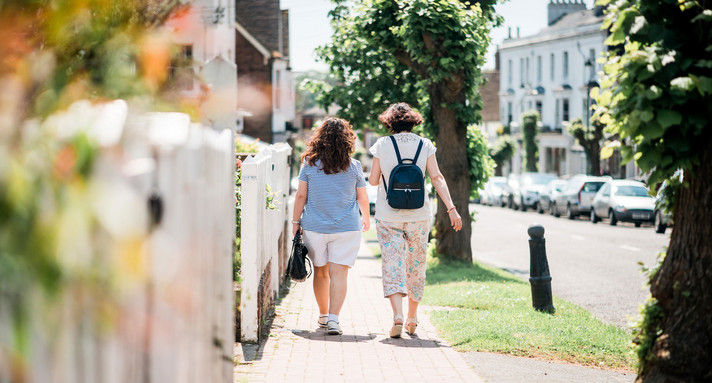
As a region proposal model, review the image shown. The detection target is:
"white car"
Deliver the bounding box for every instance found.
[590,180,655,227]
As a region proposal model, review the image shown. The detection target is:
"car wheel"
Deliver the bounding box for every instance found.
[608,209,618,226]
[507,197,513,209]
[553,203,560,217]
[537,202,544,214]
[566,204,575,220]
[520,198,527,212]
[655,211,667,234]
[591,209,599,224]
[635,221,642,228]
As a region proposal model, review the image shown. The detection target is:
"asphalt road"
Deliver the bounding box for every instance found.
[469,203,671,329]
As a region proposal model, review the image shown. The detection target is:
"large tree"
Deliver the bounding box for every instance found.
[313,0,500,262]
[567,117,603,175]
[595,1,712,381]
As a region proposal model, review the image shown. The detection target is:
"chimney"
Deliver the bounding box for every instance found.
[548,0,587,26]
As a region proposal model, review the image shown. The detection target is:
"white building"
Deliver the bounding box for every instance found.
[164,0,239,132]
[498,1,606,176]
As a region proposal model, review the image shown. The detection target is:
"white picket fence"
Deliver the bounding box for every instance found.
[239,143,292,343]
[0,105,235,383]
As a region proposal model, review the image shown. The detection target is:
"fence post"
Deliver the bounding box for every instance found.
[239,155,259,343]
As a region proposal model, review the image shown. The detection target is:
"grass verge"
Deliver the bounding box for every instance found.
[422,257,636,371]
[363,226,381,258]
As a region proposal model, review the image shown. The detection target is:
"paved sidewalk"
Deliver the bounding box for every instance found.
[234,238,485,383]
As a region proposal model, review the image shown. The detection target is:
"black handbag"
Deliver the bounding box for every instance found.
[287,231,312,282]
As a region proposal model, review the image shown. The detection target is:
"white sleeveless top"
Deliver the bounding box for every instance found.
[369,132,437,223]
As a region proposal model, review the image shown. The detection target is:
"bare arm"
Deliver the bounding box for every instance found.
[292,180,308,235]
[426,154,463,231]
[368,158,381,186]
[356,187,370,231]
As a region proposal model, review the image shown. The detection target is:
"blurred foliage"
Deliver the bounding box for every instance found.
[567,117,604,175]
[521,110,539,172]
[489,135,514,176]
[0,0,189,367]
[467,126,495,199]
[296,71,337,114]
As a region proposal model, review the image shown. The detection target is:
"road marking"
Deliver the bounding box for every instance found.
[621,245,641,252]
[570,234,585,241]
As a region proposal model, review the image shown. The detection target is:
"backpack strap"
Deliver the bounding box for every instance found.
[389,135,403,164]
[411,139,424,164]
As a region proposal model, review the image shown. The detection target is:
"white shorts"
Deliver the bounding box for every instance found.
[301,230,361,267]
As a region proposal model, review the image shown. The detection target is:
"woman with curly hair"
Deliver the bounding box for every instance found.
[292,117,370,335]
[368,102,462,338]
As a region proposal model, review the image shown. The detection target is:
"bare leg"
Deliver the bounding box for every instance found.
[388,293,405,324]
[327,263,349,315]
[313,265,330,315]
[407,298,419,320]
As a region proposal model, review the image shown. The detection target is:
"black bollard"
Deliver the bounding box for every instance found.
[528,224,555,313]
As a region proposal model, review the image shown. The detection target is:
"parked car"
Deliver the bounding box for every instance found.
[483,176,506,206]
[511,173,558,211]
[501,173,520,208]
[538,179,567,214]
[652,172,681,233]
[590,180,655,226]
[554,174,611,219]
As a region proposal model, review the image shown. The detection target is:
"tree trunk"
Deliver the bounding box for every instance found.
[639,140,712,382]
[429,82,472,263]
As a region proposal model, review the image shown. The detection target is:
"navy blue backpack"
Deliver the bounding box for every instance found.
[381,136,425,209]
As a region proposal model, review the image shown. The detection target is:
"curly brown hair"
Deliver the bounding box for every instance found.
[378,103,425,133]
[301,117,356,174]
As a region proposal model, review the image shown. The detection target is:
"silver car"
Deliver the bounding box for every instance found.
[590,180,655,227]
[553,174,612,219]
[538,179,567,214]
[483,176,506,206]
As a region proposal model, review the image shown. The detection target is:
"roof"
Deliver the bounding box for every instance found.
[500,9,605,49]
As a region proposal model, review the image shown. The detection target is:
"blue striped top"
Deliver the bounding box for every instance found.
[297,158,367,233]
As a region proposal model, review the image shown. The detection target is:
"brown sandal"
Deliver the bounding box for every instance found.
[405,317,418,335]
[390,314,404,338]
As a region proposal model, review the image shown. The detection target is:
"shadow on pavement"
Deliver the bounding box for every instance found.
[291,329,376,342]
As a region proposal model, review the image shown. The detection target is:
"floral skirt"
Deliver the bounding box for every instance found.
[376,219,430,302]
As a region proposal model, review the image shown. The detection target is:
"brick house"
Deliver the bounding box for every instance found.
[235,0,295,143]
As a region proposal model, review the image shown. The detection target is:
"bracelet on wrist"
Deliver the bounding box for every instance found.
[291,220,300,224]
[446,206,456,213]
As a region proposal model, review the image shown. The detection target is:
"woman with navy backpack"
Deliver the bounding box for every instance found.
[368,103,462,338]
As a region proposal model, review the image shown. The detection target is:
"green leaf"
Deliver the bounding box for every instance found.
[656,110,682,129]
[600,140,621,160]
[640,109,654,122]
[690,74,712,95]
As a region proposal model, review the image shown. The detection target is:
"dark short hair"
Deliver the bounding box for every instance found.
[378,103,424,133]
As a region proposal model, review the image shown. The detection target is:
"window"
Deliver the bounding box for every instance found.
[555,99,560,125]
[536,101,542,117]
[507,102,513,124]
[550,53,555,81]
[170,44,194,91]
[537,55,542,83]
[526,57,530,85]
[520,58,524,87]
[562,98,570,122]
[563,51,569,81]
[508,59,513,85]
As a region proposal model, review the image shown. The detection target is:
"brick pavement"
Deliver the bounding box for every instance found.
[234,239,485,383]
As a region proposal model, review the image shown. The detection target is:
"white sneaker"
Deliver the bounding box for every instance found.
[318,315,329,328]
[327,321,342,335]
